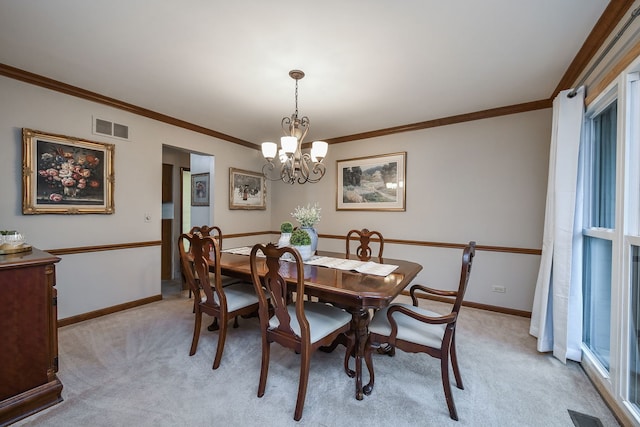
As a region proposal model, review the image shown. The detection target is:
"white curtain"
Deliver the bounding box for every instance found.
[529,87,585,363]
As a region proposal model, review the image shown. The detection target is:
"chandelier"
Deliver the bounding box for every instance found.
[261,70,328,184]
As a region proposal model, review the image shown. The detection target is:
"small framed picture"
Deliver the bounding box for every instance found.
[22,128,115,214]
[337,152,406,211]
[229,168,266,210]
[191,173,210,206]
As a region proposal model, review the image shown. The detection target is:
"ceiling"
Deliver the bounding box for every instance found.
[0,1,617,146]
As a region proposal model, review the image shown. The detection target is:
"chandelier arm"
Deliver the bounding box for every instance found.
[296,153,311,184]
[297,116,310,144]
[262,161,286,182]
[306,162,326,183]
[297,153,326,184]
[281,164,296,184]
[281,116,292,135]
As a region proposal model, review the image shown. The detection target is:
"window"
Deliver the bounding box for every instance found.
[583,236,612,370]
[628,74,640,412]
[588,102,617,228]
[630,246,640,405]
[583,99,617,373]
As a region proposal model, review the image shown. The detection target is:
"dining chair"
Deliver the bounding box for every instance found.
[178,232,260,370]
[181,225,223,297]
[249,243,353,421]
[364,241,476,421]
[183,225,245,330]
[345,228,384,261]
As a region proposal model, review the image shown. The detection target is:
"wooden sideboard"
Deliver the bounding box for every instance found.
[0,248,62,426]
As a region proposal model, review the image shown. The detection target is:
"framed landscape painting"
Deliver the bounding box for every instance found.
[336,152,406,211]
[22,128,115,214]
[229,168,266,210]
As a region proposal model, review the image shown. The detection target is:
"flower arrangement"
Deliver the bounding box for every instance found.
[291,203,321,227]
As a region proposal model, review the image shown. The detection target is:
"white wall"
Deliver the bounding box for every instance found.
[0,76,270,319]
[270,110,552,312]
[0,74,551,317]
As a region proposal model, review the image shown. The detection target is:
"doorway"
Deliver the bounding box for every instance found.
[161,146,214,283]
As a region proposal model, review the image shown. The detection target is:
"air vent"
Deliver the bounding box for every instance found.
[113,123,129,139]
[93,116,130,140]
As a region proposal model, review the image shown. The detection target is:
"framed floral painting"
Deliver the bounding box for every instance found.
[191,172,210,206]
[336,152,406,211]
[229,168,266,210]
[22,128,115,214]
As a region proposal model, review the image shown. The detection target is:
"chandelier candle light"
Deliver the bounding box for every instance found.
[261,70,328,184]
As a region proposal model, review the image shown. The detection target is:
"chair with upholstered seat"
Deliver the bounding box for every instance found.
[188,225,240,285]
[179,232,260,370]
[346,228,384,261]
[182,225,224,296]
[181,225,244,330]
[249,243,353,421]
[364,241,476,421]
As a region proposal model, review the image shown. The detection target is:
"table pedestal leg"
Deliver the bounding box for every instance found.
[352,309,370,400]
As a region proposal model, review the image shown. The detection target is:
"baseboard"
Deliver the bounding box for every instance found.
[404,291,532,318]
[57,294,163,327]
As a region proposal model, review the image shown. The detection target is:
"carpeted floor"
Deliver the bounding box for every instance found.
[14,283,620,426]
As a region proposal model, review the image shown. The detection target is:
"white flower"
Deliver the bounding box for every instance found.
[291,203,321,227]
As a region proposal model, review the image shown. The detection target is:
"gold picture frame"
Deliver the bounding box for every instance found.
[337,152,406,211]
[229,168,266,210]
[22,128,115,214]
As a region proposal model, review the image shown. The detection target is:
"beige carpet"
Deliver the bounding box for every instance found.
[14,288,619,426]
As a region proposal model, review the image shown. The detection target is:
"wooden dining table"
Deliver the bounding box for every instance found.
[215,248,423,400]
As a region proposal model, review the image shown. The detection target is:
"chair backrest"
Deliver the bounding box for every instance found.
[250,243,309,343]
[451,241,476,315]
[179,232,224,308]
[189,225,222,249]
[346,228,384,261]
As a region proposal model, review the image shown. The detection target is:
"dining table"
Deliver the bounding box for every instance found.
[215,247,423,400]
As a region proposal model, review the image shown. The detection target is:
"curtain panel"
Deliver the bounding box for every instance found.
[529,87,585,363]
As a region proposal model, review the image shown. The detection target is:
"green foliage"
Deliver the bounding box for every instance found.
[280,221,293,233]
[290,228,311,246]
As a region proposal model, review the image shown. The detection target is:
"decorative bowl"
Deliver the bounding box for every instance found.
[1,232,25,249]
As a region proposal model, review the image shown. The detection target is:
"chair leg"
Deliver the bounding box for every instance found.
[294,349,311,421]
[212,315,227,370]
[440,353,458,421]
[233,315,239,328]
[257,339,270,398]
[189,309,202,356]
[450,333,464,390]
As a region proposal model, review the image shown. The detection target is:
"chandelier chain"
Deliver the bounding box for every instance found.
[294,79,299,116]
